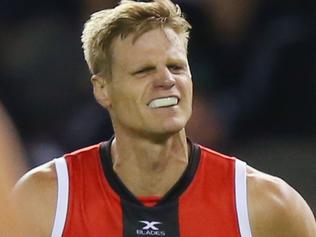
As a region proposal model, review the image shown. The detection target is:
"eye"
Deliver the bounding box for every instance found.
[132,66,155,76]
[168,64,184,74]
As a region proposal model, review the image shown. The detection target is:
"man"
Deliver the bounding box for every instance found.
[12,0,316,236]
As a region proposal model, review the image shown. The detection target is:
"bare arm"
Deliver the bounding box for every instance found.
[0,103,25,186]
[247,166,316,237]
[0,103,27,235]
[11,161,58,237]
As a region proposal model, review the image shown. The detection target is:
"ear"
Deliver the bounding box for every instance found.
[91,75,112,108]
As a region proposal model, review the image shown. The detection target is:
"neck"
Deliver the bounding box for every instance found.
[111,130,189,197]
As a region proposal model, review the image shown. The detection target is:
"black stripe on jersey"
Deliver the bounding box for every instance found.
[122,199,179,237]
[99,136,201,206]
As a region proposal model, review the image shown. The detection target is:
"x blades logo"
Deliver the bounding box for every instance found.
[139,221,162,230]
[136,220,166,236]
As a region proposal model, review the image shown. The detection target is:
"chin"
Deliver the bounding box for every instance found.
[153,118,187,135]
[144,128,185,143]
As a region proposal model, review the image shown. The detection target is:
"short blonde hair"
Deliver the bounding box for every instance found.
[81,0,191,78]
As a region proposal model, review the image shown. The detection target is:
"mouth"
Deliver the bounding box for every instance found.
[148,96,179,109]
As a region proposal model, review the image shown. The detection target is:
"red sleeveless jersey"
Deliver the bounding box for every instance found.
[51,140,252,237]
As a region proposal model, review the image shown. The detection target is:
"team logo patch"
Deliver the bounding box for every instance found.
[136,220,166,236]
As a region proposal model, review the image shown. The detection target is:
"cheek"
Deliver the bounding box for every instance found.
[111,83,131,102]
[183,80,193,113]
[183,78,193,99]
[110,86,140,113]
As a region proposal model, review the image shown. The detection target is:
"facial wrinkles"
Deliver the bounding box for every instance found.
[109,28,192,131]
[111,27,188,74]
[135,29,189,103]
[110,49,147,129]
[113,29,177,87]
[134,29,186,69]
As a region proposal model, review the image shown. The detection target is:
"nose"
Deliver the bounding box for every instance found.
[153,67,175,89]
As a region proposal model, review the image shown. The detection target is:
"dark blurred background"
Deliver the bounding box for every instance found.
[0,0,315,212]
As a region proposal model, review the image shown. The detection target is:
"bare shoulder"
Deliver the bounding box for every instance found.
[246,166,316,237]
[12,160,58,237]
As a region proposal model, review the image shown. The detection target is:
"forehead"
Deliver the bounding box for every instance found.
[111,28,187,66]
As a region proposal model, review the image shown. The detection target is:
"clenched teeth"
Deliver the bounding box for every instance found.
[148,97,179,109]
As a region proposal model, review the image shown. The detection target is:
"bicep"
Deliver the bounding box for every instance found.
[247,168,316,237]
[284,186,316,237]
